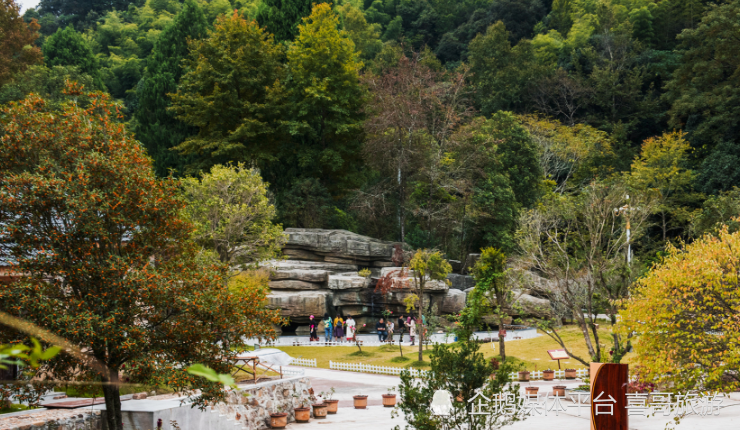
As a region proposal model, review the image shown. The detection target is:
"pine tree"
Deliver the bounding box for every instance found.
[134,0,209,177]
[256,0,328,42]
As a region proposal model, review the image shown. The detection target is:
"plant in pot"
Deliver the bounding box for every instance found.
[564,368,577,379]
[269,405,288,429]
[353,392,368,409]
[518,370,530,382]
[552,385,566,397]
[524,386,539,398]
[542,369,555,381]
[311,393,328,418]
[321,388,339,414]
[292,391,311,423]
[382,387,397,407]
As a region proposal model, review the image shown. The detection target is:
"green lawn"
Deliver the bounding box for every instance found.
[0,403,34,415]
[274,325,633,372]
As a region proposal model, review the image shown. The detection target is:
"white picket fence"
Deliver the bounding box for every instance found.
[508,368,589,380]
[329,361,428,378]
[282,367,306,376]
[289,357,317,367]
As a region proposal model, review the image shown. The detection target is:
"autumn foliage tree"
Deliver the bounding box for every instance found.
[0,0,43,86]
[0,86,282,430]
[621,223,740,392]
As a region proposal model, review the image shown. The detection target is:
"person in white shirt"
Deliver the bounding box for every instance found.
[345,315,356,341]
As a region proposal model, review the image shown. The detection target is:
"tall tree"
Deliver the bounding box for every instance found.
[42,25,101,85]
[181,164,285,268]
[273,3,364,225]
[170,10,286,173]
[470,247,512,360]
[621,224,740,392]
[0,85,281,430]
[134,0,209,177]
[0,0,43,86]
[628,131,701,244]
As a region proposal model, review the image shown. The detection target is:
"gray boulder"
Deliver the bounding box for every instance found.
[268,280,323,290]
[263,259,358,273]
[327,273,367,290]
[284,228,395,261]
[514,292,552,318]
[441,289,466,313]
[447,273,475,290]
[267,291,331,323]
[269,269,328,283]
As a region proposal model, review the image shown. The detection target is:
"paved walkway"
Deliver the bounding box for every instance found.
[289,367,740,430]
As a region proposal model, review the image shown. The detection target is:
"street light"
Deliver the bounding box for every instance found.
[614,195,633,264]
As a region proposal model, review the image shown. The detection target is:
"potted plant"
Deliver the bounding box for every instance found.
[292,392,311,423]
[321,388,339,414]
[518,370,530,382]
[353,393,368,409]
[524,386,539,398]
[382,387,397,407]
[311,394,328,418]
[564,368,577,379]
[270,405,288,429]
[542,369,555,381]
[552,385,566,397]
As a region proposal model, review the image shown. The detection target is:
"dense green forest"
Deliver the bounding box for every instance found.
[3,0,740,264]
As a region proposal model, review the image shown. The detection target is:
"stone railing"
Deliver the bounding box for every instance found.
[329,361,427,378]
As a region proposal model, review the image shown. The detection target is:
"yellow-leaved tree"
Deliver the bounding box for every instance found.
[621,223,740,392]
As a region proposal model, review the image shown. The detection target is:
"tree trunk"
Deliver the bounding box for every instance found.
[102,369,123,430]
[418,287,424,362]
[498,315,506,361]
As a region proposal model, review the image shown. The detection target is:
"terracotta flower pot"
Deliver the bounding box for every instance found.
[382,394,397,407]
[565,369,577,380]
[294,407,311,423]
[552,386,566,397]
[312,403,328,418]
[353,395,368,409]
[543,370,555,381]
[270,413,288,428]
[518,371,530,382]
[525,386,539,398]
[324,399,339,414]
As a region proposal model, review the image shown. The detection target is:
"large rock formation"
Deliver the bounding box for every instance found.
[264,229,552,329]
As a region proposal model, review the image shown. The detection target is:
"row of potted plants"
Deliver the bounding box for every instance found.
[270,387,398,428]
[517,368,586,381]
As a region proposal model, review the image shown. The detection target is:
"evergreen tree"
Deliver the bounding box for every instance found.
[169,11,286,173]
[273,3,365,225]
[0,0,43,86]
[42,25,101,86]
[134,0,209,177]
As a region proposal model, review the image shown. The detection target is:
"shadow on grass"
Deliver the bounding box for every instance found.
[390,356,411,363]
[405,360,431,368]
[347,350,375,357]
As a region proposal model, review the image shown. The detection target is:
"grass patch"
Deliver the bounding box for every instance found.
[377,344,399,352]
[406,360,431,368]
[0,403,34,415]
[390,356,411,363]
[347,350,374,357]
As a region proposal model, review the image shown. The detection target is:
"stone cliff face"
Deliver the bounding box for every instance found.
[264,229,466,330]
[264,228,552,332]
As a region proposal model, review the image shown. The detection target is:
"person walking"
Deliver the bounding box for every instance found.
[387,320,394,343]
[323,313,333,342]
[334,314,345,341]
[345,315,356,341]
[409,316,417,346]
[309,315,318,342]
[376,318,387,342]
[397,314,406,343]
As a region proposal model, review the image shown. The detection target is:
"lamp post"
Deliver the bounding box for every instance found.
[614,195,632,264]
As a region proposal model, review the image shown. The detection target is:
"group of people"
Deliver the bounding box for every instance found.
[308,313,425,345]
[308,314,357,342]
[376,315,421,345]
